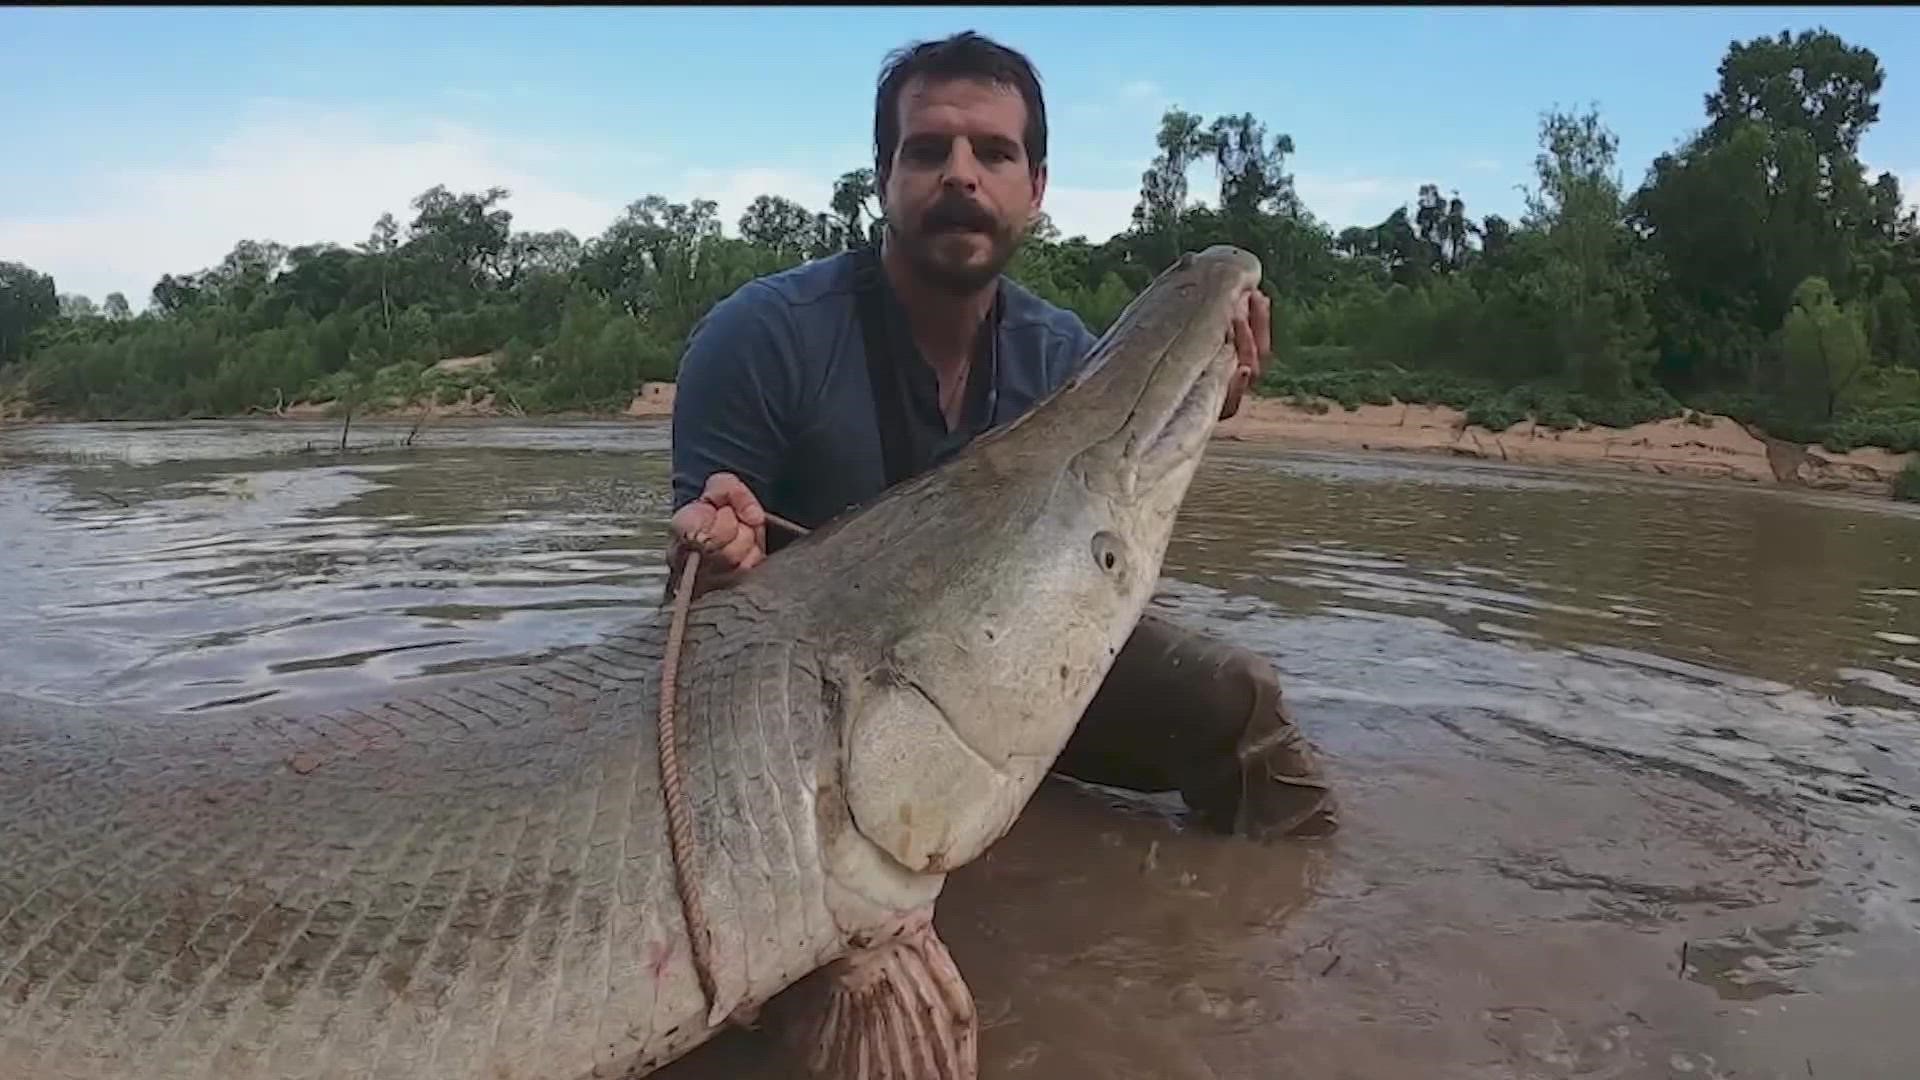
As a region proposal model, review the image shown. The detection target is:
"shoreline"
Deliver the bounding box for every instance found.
[5,379,1913,499]
[1214,394,1916,499]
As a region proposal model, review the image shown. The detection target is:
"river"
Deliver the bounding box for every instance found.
[2,417,1916,1079]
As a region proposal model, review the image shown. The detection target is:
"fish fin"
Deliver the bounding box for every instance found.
[783,919,978,1080]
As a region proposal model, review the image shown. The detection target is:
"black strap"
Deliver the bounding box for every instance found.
[851,247,914,488]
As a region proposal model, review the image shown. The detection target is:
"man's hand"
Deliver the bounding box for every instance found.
[667,472,767,597]
[1221,287,1272,420]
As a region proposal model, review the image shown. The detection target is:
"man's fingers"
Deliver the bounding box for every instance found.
[698,504,760,572]
[732,493,766,529]
[704,472,766,528]
[675,506,737,567]
[1249,289,1274,362]
[707,506,742,552]
[672,501,716,548]
[671,473,772,589]
[1220,366,1250,420]
[1232,308,1258,379]
[716,519,761,570]
[1219,294,1260,421]
[702,471,743,500]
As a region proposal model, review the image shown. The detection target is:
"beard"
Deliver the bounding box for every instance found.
[888,192,1025,296]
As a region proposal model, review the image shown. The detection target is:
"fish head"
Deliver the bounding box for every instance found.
[798,245,1263,883]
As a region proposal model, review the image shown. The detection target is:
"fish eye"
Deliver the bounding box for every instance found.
[1090,531,1125,575]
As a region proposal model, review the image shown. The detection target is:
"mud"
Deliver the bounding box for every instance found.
[3,420,1916,1079]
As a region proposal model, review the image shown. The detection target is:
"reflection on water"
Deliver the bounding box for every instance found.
[0,421,673,712]
[3,420,1919,1078]
[1174,446,1920,710]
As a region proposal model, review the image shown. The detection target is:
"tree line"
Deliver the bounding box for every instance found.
[1,27,1917,483]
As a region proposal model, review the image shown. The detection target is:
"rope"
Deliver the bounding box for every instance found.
[659,509,809,1014]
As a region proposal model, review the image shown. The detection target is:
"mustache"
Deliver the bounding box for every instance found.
[921,195,1000,234]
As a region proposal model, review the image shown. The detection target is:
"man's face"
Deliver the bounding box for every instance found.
[880,74,1047,296]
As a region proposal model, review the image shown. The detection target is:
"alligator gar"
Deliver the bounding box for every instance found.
[0,244,1264,1080]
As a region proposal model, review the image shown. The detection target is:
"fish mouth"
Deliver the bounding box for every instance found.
[1032,247,1257,501]
[1131,333,1235,476]
[1111,251,1259,488]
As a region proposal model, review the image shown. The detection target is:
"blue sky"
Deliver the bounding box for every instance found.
[4,5,1917,308]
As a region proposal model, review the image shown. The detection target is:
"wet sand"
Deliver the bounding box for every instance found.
[2,422,1917,1078]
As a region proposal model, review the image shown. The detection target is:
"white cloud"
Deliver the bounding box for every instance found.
[1041,184,1140,242]
[0,104,634,308]
[0,103,865,310]
[1293,172,1416,229]
[1057,85,1417,234]
[677,166,839,232]
[1061,80,1177,133]
[1043,166,1419,241]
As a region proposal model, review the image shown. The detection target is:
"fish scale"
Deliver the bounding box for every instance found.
[0,610,847,1079]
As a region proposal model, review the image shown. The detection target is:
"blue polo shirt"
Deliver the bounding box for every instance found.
[669,248,1099,544]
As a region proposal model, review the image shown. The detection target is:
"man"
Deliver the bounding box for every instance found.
[666,30,1335,839]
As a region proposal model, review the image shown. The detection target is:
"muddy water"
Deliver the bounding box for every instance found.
[3,419,1917,1079]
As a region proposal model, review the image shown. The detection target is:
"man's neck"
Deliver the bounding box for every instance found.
[879,240,996,373]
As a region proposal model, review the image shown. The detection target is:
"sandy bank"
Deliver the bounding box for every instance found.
[1216,396,1915,497]
[628,380,1918,499]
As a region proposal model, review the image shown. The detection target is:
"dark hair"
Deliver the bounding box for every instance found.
[873,31,1048,187]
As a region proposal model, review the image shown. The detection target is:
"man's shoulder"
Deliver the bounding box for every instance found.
[998,276,1099,386]
[999,275,1096,346]
[702,251,861,334]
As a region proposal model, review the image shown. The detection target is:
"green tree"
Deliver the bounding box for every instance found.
[1520,106,1657,398]
[1206,112,1298,221]
[830,169,880,249]
[502,229,583,286]
[1131,108,1209,236]
[1632,27,1896,405]
[1867,278,1920,368]
[739,195,818,259]
[405,184,513,295]
[1777,275,1872,427]
[1704,27,1885,162]
[0,261,59,366]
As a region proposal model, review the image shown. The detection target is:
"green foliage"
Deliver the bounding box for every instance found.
[1,261,59,367]
[1818,402,1920,454]
[1867,279,1920,368]
[1894,458,1920,502]
[1258,365,1681,433]
[1775,275,1873,428]
[500,291,674,413]
[4,25,1918,465]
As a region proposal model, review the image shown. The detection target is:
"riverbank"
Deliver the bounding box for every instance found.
[6,377,1914,499]
[642,380,1920,500]
[1214,395,1917,498]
